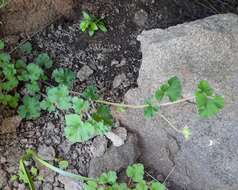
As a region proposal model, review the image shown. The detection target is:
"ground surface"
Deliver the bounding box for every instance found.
[0,0,238,189]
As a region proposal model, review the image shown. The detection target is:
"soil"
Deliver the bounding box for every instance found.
[0,0,238,190]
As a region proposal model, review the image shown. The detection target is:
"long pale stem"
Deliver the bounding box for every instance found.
[158,113,182,133]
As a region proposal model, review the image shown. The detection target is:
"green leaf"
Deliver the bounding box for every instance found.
[182,126,192,140]
[0,53,10,66]
[15,59,27,69]
[58,160,69,170]
[18,96,41,120]
[26,81,40,95]
[92,105,113,126]
[84,181,97,190]
[144,99,160,118]
[83,85,99,100]
[26,63,44,81]
[20,42,32,54]
[40,99,56,112]
[90,22,98,32]
[195,80,224,118]
[72,97,89,114]
[112,183,128,190]
[126,163,144,183]
[93,120,111,135]
[82,11,91,20]
[197,80,214,96]
[0,93,19,108]
[46,85,71,110]
[155,77,181,102]
[1,78,18,91]
[98,22,108,32]
[151,182,166,190]
[19,159,36,190]
[35,53,53,69]
[0,39,4,49]
[64,114,95,143]
[166,76,182,101]
[52,68,76,88]
[30,167,38,177]
[98,171,117,185]
[135,180,148,190]
[3,63,16,79]
[155,84,168,101]
[80,20,90,32]
[10,175,18,182]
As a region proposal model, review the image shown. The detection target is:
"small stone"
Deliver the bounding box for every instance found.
[105,132,124,147]
[113,127,127,142]
[0,116,22,134]
[113,73,127,88]
[89,133,140,177]
[38,145,56,161]
[134,9,148,27]
[59,140,72,154]
[0,156,7,163]
[90,136,108,158]
[42,182,53,190]
[58,175,84,190]
[77,65,94,81]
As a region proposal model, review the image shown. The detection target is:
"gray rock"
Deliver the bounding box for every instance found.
[42,182,53,190]
[113,73,127,88]
[105,127,128,147]
[88,133,140,177]
[0,116,22,134]
[0,169,7,188]
[38,145,56,161]
[114,14,238,190]
[58,175,84,190]
[90,136,108,158]
[134,9,148,27]
[77,65,94,81]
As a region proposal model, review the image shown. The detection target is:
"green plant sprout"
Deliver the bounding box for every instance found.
[80,11,108,36]
[19,149,166,190]
[0,0,8,9]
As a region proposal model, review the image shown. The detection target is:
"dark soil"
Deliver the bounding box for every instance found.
[0,0,238,190]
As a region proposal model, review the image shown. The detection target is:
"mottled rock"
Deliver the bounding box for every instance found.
[115,14,238,190]
[77,65,94,81]
[134,9,148,27]
[38,145,56,161]
[58,175,84,190]
[90,136,108,158]
[88,133,140,177]
[113,73,127,88]
[0,116,22,134]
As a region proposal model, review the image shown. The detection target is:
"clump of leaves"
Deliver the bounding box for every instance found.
[0,0,8,9]
[80,11,107,36]
[19,149,166,190]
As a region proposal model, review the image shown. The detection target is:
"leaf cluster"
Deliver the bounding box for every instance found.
[80,11,108,36]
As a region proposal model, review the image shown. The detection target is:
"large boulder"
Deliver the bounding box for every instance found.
[0,0,73,36]
[115,14,238,190]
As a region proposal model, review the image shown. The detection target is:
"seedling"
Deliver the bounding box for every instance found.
[80,11,107,36]
[0,0,8,9]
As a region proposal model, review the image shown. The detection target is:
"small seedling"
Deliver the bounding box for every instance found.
[0,0,8,9]
[80,11,107,36]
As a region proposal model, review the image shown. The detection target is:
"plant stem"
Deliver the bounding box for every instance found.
[158,113,182,133]
[94,96,195,109]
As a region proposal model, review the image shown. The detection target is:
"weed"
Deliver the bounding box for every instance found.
[80,11,108,36]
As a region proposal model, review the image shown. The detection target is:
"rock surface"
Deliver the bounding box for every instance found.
[115,14,238,190]
[88,133,140,177]
[0,0,73,36]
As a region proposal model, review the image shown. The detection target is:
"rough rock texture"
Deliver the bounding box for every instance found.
[0,0,73,36]
[115,14,238,190]
[88,133,140,177]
